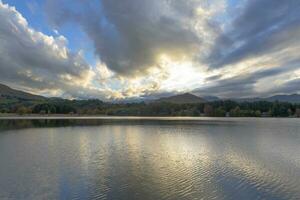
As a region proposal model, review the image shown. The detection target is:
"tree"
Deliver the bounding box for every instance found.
[270,102,289,117]
[204,104,213,116]
[191,107,200,116]
[296,109,300,117]
[16,106,30,115]
[255,110,261,117]
[230,106,241,117]
[214,107,226,117]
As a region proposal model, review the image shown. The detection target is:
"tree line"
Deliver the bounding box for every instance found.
[0,97,299,117]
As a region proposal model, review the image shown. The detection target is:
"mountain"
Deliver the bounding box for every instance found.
[265,94,300,103]
[1,82,299,104]
[0,83,45,101]
[156,93,206,104]
[234,94,300,103]
[202,96,220,102]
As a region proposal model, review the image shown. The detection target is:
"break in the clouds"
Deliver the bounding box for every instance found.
[0,1,100,98]
[0,0,300,100]
[0,1,129,100]
[45,0,209,75]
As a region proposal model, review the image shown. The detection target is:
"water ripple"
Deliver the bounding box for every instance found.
[0,119,299,199]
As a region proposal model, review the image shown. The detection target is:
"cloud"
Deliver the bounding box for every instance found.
[206,0,300,68]
[45,0,224,76]
[0,1,110,99]
[274,78,300,94]
[188,0,300,98]
[1,0,300,100]
[193,60,300,98]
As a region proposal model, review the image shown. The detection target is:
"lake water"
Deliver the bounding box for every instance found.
[0,118,299,200]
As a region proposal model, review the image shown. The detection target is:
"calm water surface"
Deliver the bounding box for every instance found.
[0,118,299,200]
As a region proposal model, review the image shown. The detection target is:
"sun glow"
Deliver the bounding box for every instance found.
[158,54,205,92]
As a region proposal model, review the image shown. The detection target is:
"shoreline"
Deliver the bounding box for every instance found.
[0,114,298,120]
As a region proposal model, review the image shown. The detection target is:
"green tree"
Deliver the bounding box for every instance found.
[296,108,300,117]
[214,107,226,117]
[204,104,213,116]
[230,106,241,117]
[17,106,31,115]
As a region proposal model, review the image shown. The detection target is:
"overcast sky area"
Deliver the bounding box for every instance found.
[0,0,299,100]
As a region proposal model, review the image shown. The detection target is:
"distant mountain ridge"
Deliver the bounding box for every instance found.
[0,83,299,104]
[156,93,206,104]
[202,96,220,102]
[265,94,300,103]
[0,83,45,100]
[235,94,300,103]
[156,93,300,104]
[0,83,298,116]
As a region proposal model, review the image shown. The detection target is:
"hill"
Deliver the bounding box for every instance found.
[202,96,220,102]
[0,83,298,117]
[265,94,300,103]
[235,94,300,103]
[156,93,206,104]
[0,83,45,101]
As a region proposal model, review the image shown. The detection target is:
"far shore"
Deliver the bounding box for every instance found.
[0,114,298,119]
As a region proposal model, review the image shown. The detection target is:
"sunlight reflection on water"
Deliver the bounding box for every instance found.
[0,118,299,200]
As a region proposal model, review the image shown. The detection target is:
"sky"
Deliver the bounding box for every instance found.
[0,0,299,101]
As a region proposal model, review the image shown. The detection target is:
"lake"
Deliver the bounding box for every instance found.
[0,117,299,200]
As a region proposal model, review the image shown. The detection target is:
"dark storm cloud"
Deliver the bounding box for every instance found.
[45,0,202,75]
[206,0,300,68]
[194,60,300,97]
[194,75,257,97]
[274,78,300,94]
